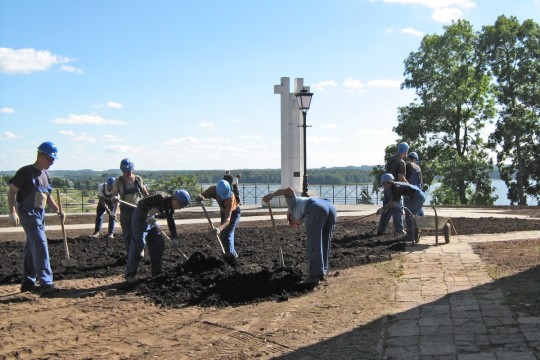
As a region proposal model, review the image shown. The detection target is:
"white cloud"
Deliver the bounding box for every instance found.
[368,79,402,88]
[0,131,19,140]
[164,137,199,145]
[59,65,83,74]
[199,120,216,130]
[238,134,262,139]
[342,78,366,93]
[0,48,77,74]
[379,0,475,23]
[313,80,338,92]
[102,134,121,142]
[432,7,462,22]
[104,144,142,153]
[106,101,123,109]
[401,27,424,37]
[52,113,127,125]
[322,123,337,129]
[59,129,96,142]
[0,107,14,114]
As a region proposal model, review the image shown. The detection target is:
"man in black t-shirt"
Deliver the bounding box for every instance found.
[7,141,64,296]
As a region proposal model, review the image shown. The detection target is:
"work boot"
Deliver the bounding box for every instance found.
[20,282,37,293]
[125,276,137,285]
[105,233,114,239]
[90,231,99,238]
[40,284,60,297]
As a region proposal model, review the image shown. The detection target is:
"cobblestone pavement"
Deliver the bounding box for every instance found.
[383,231,540,360]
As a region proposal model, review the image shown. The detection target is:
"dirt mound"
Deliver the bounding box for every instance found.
[1,216,539,307]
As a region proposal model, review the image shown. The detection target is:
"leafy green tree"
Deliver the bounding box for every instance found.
[396,19,497,205]
[0,176,10,214]
[151,175,201,203]
[478,15,540,205]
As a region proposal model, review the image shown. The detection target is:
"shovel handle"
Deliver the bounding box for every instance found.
[268,203,277,233]
[200,202,226,255]
[117,198,137,208]
[56,189,71,259]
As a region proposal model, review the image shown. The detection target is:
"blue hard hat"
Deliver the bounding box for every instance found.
[407,152,419,161]
[120,158,135,172]
[107,176,116,187]
[397,142,409,154]
[381,173,395,183]
[37,141,58,159]
[216,180,232,199]
[173,189,191,207]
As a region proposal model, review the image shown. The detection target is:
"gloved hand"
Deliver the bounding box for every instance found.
[210,227,220,236]
[376,207,385,215]
[9,213,19,227]
[171,237,181,250]
[146,217,157,226]
[195,195,204,203]
[57,211,65,221]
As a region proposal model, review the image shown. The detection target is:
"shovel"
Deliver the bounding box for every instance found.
[268,203,285,267]
[56,189,78,267]
[200,202,226,255]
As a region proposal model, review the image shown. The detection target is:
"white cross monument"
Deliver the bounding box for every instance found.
[271,77,311,207]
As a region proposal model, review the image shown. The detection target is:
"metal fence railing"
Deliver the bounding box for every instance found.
[25,183,379,215]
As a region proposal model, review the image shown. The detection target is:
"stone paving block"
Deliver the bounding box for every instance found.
[452,318,487,335]
[392,308,420,320]
[385,334,419,347]
[419,325,454,335]
[420,316,452,327]
[487,325,521,335]
[451,310,483,319]
[517,317,540,325]
[457,353,497,360]
[519,324,540,341]
[419,335,456,356]
[396,291,422,302]
[384,344,418,359]
[387,319,420,337]
[494,350,537,360]
[488,332,527,345]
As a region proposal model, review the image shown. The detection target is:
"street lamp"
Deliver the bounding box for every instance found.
[295,88,313,197]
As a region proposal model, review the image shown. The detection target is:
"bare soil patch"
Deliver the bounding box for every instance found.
[1,210,539,359]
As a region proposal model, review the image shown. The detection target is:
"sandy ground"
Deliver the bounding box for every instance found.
[0,261,397,359]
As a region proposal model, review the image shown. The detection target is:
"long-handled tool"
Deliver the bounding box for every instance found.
[56,189,78,267]
[268,203,285,267]
[102,201,120,224]
[200,202,226,255]
[117,198,137,209]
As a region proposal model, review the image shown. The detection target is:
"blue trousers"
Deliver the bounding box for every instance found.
[220,207,241,257]
[378,188,404,234]
[404,191,427,235]
[19,208,53,286]
[126,210,165,278]
[304,198,337,277]
[94,200,116,235]
[120,204,135,254]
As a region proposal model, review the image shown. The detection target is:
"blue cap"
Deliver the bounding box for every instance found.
[173,189,191,207]
[408,152,419,161]
[216,180,232,199]
[381,173,395,183]
[397,142,409,154]
[106,176,116,187]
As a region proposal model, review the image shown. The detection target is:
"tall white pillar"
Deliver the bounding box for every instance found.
[272,77,309,207]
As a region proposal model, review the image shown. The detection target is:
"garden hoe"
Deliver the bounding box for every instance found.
[267,203,285,267]
[56,189,78,267]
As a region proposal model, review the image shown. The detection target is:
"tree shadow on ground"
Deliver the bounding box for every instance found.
[273,263,540,359]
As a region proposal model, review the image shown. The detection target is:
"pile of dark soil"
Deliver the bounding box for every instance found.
[1,216,539,307]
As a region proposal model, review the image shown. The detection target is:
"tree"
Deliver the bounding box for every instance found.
[478,16,540,205]
[396,19,497,205]
[151,175,201,203]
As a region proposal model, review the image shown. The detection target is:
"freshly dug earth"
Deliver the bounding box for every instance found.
[1,215,539,307]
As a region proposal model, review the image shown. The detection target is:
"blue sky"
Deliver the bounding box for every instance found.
[1,0,539,171]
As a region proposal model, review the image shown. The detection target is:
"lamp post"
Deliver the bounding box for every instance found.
[295,88,313,197]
